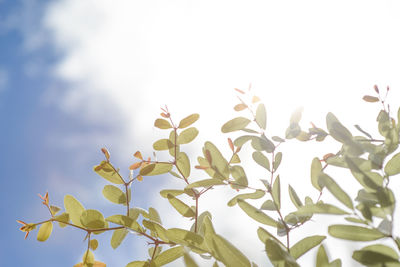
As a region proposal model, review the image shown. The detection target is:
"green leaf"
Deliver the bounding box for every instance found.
[345,157,381,191]
[102,185,127,205]
[211,234,251,267]
[148,207,162,224]
[255,103,267,130]
[178,127,199,144]
[318,173,353,210]
[326,112,353,143]
[290,235,326,259]
[252,151,270,171]
[227,190,265,206]
[106,215,141,232]
[142,220,169,242]
[310,158,322,191]
[257,227,285,247]
[290,107,303,124]
[285,123,301,139]
[272,175,281,210]
[260,200,276,211]
[126,261,149,267]
[204,141,230,179]
[82,250,95,265]
[230,165,248,189]
[154,118,172,129]
[179,114,200,129]
[64,195,85,227]
[352,244,399,265]
[176,152,191,178]
[288,185,303,209]
[37,221,53,242]
[160,189,185,198]
[186,179,225,189]
[167,194,195,217]
[55,212,69,228]
[273,152,282,171]
[153,139,174,151]
[295,203,349,215]
[237,199,278,227]
[251,135,275,153]
[93,161,124,184]
[316,245,329,266]
[140,163,173,176]
[265,239,299,267]
[221,117,251,133]
[166,228,204,248]
[385,152,400,176]
[183,252,199,267]
[328,225,386,241]
[111,228,128,249]
[89,239,98,250]
[362,95,380,102]
[80,209,106,229]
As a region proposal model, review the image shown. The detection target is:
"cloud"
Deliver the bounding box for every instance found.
[41,0,400,266]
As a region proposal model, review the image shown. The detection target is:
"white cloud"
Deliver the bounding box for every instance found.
[42,0,400,266]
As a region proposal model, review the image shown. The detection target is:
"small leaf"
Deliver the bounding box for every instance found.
[272,175,281,210]
[178,114,199,129]
[234,104,248,111]
[260,200,276,211]
[237,199,278,227]
[93,161,124,184]
[80,209,106,229]
[316,245,329,266]
[257,227,285,247]
[227,190,265,206]
[288,185,303,209]
[290,235,326,259]
[106,215,141,232]
[125,261,149,267]
[318,173,353,210]
[255,103,267,130]
[176,152,191,178]
[178,127,199,144]
[140,163,173,176]
[153,139,174,151]
[328,225,386,241]
[363,95,380,102]
[273,152,282,171]
[221,117,251,133]
[154,118,172,129]
[134,151,143,160]
[310,158,322,191]
[184,252,199,267]
[230,165,248,188]
[385,152,400,176]
[148,207,162,224]
[111,228,128,249]
[295,203,349,215]
[160,189,184,198]
[211,234,251,267]
[272,136,285,143]
[252,96,260,103]
[167,194,196,217]
[265,239,299,267]
[352,244,399,265]
[102,185,127,205]
[37,221,53,242]
[252,151,270,171]
[90,239,99,250]
[64,195,85,227]
[186,179,225,189]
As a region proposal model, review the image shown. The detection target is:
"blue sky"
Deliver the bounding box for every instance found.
[2,0,400,266]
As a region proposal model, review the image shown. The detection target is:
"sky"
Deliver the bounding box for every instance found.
[2,0,400,266]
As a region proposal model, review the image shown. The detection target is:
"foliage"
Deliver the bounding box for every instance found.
[18,85,400,266]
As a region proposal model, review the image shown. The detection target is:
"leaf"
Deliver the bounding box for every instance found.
[295,203,349,215]
[55,212,69,228]
[82,250,95,265]
[272,175,281,210]
[106,215,141,232]
[102,185,127,205]
[273,152,282,171]
[178,127,199,144]
[257,227,285,247]
[234,104,248,111]
[148,207,162,224]
[154,118,172,129]
[140,163,173,176]
[160,189,185,198]
[90,239,99,250]
[354,124,373,139]
[93,161,124,184]
[290,107,303,124]
[153,139,174,151]
[178,114,199,129]
[290,235,326,259]
[167,194,195,217]
[260,200,276,211]
[37,221,53,242]
[186,179,225,189]
[318,173,353,210]
[176,152,191,178]
[166,228,204,249]
[265,239,299,267]
[352,244,399,265]
[111,228,128,249]
[316,245,329,266]
[183,252,199,267]
[328,225,386,241]
[385,152,400,176]
[231,154,241,164]
[310,157,322,191]
[363,95,380,103]
[285,123,301,139]
[288,185,303,209]
[126,261,149,267]
[255,103,267,129]
[252,151,270,171]
[251,135,275,153]
[230,165,248,188]
[221,117,251,133]
[204,141,230,179]
[227,190,265,206]
[64,195,85,227]
[237,199,278,227]
[80,209,106,229]
[211,234,251,267]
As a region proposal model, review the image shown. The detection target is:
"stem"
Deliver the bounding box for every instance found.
[194,196,199,233]
[150,243,159,262]
[124,183,130,217]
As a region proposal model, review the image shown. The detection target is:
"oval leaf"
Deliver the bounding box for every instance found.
[221,117,251,133]
[385,152,400,176]
[237,199,278,227]
[167,194,195,217]
[93,161,124,184]
[37,221,53,242]
[228,190,265,207]
[252,151,270,171]
[176,152,190,178]
[64,195,85,227]
[178,127,199,145]
[328,225,386,241]
[178,114,199,129]
[255,103,267,130]
[111,228,128,249]
[140,163,173,176]
[290,235,326,259]
[80,209,106,229]
[102,185,127,205]
[154,118,172,129]
[186,179,225,189]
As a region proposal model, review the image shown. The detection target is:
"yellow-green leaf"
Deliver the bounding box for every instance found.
[183,252,199,267]
[385,152,400,176]
[230,165,248,189]
[295,203,349,215]
[93,161,124,184]
[153,246,184,266]
[37,221,53,242]
[178,127,199,144]
[318,173,353,210]
[290,235,326,259]
[211,234,251,267]
[288,185,303,209]
[272,175,281,210]
[252,151,270,171]
[126,261,149,267]
[237,199,278,227]
[64,195,85,227]
[90,239,99,250]
[255,103,267,130]
[154,118,172,129]
[311,157,322,191]
[363,95,380,103]
[167,194,195,217]
[176,152,190,178]
[160,189,185,198]
[352,244,399,265]
[80,209,106,229]
[106,215,141,232]
[186,179,225,189]
[328,225,385,241]
[153,139,174,151]
[227,190,265,206]
[140,163,173,176]
[221,117,251,133]
[111,228,128,249]
[102,185,127,205]
[83,250,95,265]
[178,114,200,129]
